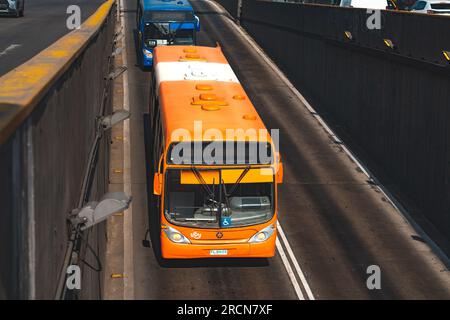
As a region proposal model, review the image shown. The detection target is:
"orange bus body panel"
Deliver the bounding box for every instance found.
[154,45,228,64]
[160,215,277,259]
[159,81,269,143]
[153,45,280,259]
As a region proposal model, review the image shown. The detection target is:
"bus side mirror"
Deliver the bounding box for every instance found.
[153,172,162,195]
[195,15,200,31]
[276,152,283,184]
[277,163,283,184]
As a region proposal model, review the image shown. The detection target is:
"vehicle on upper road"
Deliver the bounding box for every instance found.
[307,0,415,10]
[136,0,200,67]
[389,0,417,10]
[149,45,283,259]
[340,0,390,9]
[0,0,24,17]
[410,0,450,14]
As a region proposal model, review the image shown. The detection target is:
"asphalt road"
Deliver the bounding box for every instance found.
[0,0,106,76]
[118,0,450,299]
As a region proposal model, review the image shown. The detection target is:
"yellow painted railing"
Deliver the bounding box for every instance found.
[0,0,116,144]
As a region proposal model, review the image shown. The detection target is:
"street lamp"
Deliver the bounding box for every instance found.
[70,192,131,230]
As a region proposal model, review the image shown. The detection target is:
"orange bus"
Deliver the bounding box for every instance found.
[149,45,283,259]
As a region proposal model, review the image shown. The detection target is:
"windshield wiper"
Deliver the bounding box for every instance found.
[190,166,214,199]
[218,176,232,227]
[218,167,250,227]
[154,23,170,36]
[227,165,251,197]
[168,22,185,44]
[189,167,251,227]
[190,167,222,210]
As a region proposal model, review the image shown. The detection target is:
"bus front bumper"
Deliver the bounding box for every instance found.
[142,48,153,67]
[142,56,153,67]
[161,233,276,259]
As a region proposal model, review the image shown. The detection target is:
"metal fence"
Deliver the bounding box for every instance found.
[216,0,450,240]
[0,1,117,299]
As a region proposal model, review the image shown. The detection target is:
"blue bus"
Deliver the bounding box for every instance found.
[136,0,200,67]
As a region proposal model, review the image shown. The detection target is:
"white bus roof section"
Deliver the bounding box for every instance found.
[155,61,240,89]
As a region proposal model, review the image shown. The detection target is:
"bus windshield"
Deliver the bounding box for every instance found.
[144,23,194,46]
[171,28,194,45]
[164,168,274,229]
[144,24,169,41]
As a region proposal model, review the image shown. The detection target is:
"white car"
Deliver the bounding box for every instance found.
[340,0,389,9]
[410,0,450,14]
[0,0,24,17]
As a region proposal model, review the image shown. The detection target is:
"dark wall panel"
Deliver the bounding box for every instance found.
[0,6,115,299]
[215,0,450,238]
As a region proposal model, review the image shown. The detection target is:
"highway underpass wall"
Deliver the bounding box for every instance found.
[216,0,450,242]
[0,1,117,299]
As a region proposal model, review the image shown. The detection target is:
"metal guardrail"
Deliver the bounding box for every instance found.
[0,0,117,299]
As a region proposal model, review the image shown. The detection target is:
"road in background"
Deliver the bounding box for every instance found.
[0,0,105,76]
[115,0,450,299]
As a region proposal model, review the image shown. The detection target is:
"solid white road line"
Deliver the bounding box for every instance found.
[277,222,315,300]
[275,238,305,300]
[119,0,135,300]
[26,119,36,299]
[206,0,316,300]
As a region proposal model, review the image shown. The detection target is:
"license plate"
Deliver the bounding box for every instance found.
[210,249,228,256]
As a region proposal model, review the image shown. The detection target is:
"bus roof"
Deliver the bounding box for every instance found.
[141,0,194,12]
[154,46,272,146]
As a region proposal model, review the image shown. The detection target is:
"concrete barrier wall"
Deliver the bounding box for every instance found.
[216,0,239,18]
[0,137,17,299]
[216,0,450,240]
[0,1,116,299]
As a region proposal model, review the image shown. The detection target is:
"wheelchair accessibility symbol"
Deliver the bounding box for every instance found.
[221,217,232,227]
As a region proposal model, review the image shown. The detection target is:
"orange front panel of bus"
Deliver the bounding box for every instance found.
[160,231,276,259]
[160,215,277,259]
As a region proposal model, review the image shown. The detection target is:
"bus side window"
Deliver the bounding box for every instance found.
[152,106,162,172]
[149,78,154,118]
[160,140,165,166]
[152,97,160,136]
[149,74,157,124]
[149,75,154,102]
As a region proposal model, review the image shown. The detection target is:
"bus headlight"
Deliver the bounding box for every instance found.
[143,49,153,59]
[248,224,275,243]
[163,225,190,244]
